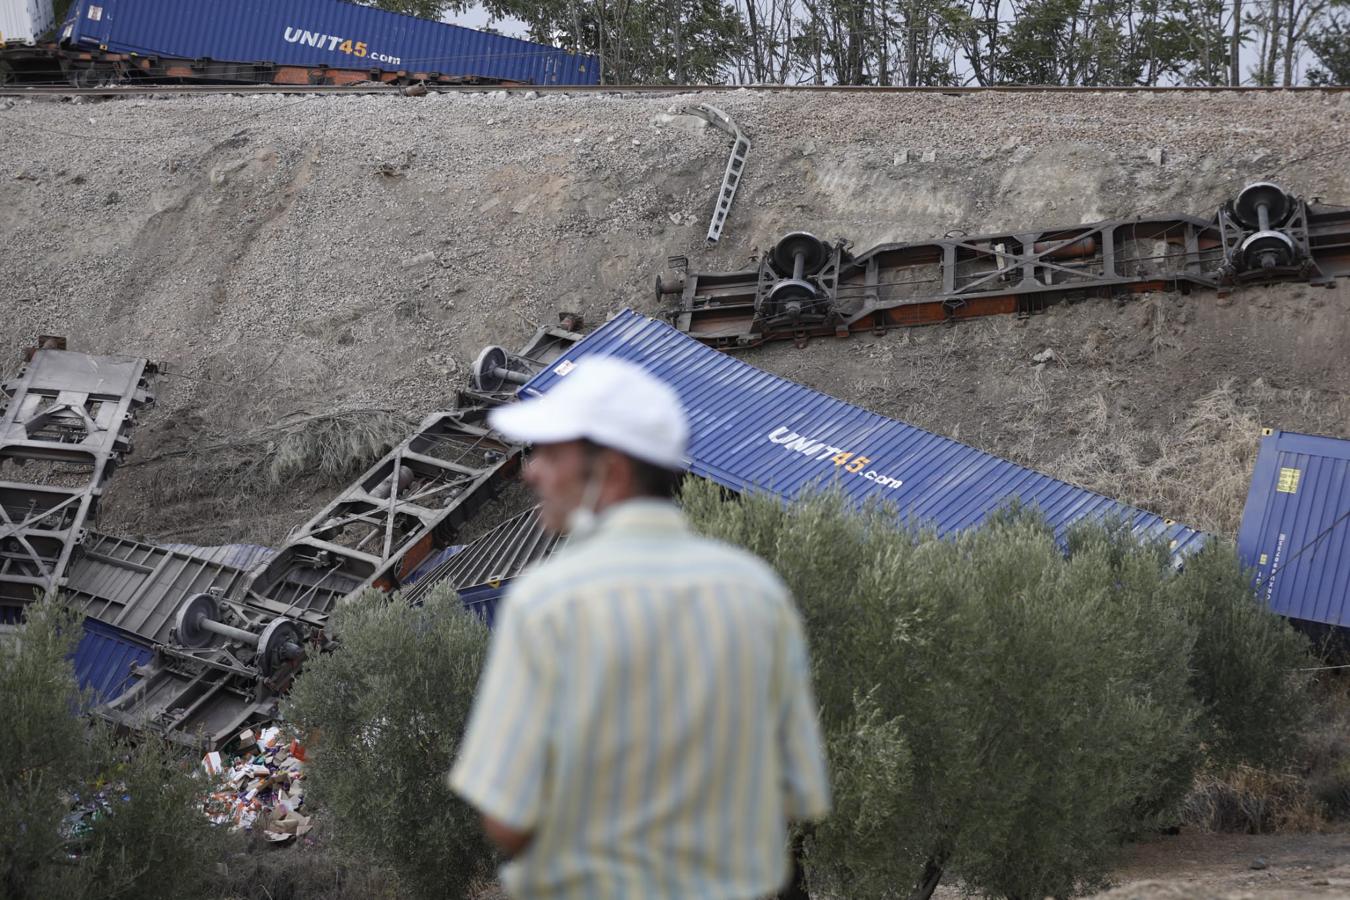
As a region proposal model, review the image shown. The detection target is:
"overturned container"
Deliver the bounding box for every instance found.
[519,309,1207,557]
[59,0,599,84]
[1238,429,1350,629]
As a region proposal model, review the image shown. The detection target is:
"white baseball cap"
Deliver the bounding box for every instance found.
[489,356,689,470]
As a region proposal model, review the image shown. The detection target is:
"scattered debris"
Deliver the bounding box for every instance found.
[204,726,311,840]
[60,786,132,850]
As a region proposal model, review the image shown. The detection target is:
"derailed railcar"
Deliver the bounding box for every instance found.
[7,0,598,86]
[523,309,1208,555]
[408,310,1210,622]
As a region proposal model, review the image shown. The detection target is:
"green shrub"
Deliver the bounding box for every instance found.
[75,730,223,900]
[281,585,493,900]
[681,482,1313,899]
[1304,682,1350,821]
[0,598,219,900]
[1164,541,1314,769]
[1,599,92,899]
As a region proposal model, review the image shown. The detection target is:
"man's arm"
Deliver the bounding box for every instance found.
[482,815,534,859]
[777,604,832,822]
[448,598,554,848]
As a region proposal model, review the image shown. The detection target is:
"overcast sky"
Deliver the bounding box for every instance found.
[443,4,529,37]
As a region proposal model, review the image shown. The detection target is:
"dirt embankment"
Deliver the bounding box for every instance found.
[1,88,1348,544]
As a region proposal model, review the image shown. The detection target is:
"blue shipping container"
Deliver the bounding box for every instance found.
[520,310,1209,558]
[61,0,599,84]
[1238,430,1350,628]
[74,618,153,704]
[459,581,507,628]
[2,607,151,703]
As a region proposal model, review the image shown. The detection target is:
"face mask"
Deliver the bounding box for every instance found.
[564,454,609,538]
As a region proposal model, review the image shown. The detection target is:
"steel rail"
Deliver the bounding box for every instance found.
[4,82,1350,98]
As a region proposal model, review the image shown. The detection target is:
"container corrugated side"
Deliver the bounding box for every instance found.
[1,0,56,45]
[403,545,463,587]
[0,607,150,703]
[406,507,558,599]
[73,618,153,704]
[1237,429,1350,627]
[64,0,598,84]
[520,310,1208,558]
[159,542,276,571]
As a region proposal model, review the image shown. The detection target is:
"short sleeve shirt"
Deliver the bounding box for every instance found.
[449,500,830,899]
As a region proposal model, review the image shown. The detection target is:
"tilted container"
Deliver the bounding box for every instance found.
[1238,429,1350,628]
[60,0,598,84]
[519,310,1208,558]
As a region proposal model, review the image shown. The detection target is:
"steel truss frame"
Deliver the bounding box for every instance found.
[88,406,518,747]
[0,347,154,609]
[71,321,591,747]
[239,405,520,620]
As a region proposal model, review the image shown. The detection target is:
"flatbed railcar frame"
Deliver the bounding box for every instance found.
[0,40,527,87]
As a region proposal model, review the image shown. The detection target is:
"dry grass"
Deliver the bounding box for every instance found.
[261,410,413,488]
[1182,677,1350,835]
[140,408,412,503]
[120,409,413,544]
[1047,380,1346,535]
[1181,765,1326,834]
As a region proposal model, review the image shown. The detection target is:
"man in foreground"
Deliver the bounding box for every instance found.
[449,355,830,899]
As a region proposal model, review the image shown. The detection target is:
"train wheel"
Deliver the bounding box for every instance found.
[68,66,112,89]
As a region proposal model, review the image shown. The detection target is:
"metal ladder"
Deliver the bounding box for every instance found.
[678,104,751,244]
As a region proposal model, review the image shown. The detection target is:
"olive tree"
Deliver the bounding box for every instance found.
[283,585,493,900]
[681,482,1312,898]
[0,598,219,900]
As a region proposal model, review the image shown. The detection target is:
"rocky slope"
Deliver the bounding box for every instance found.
[2,88,1347,543]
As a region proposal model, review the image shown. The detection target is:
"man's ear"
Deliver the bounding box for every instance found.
[596,447,630,490]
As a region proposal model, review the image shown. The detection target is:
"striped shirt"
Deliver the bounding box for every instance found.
[449,499,830,900]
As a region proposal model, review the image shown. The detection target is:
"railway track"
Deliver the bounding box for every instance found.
[3,82,1350,99]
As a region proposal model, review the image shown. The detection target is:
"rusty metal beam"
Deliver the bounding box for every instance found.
[662,186,1350,348]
